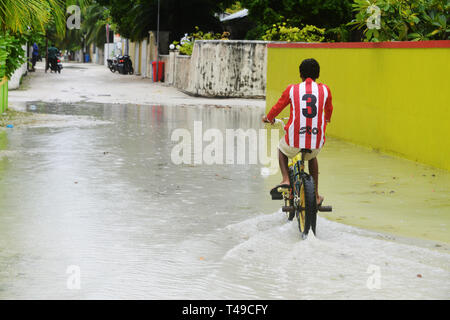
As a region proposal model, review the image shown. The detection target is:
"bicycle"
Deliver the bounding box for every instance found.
[267,118,332,239]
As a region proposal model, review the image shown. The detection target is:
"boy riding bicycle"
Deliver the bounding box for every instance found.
[262,58,334,206]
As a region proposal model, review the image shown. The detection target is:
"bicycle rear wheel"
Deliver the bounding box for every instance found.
[296,174,317,238]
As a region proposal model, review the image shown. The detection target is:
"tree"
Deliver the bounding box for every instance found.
[0,0,91,78]
[58,2,113,51]
[96,0,234,42]
[82,4,111,48]
[0,0,66,79]
[240,0,353,39]
[0,0,65,35]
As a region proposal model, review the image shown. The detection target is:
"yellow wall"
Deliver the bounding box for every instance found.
[129,42,136,66]
[266,45,450,171]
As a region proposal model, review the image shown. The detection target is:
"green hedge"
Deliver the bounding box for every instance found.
[0,77,7,113]
[0,36,8,113]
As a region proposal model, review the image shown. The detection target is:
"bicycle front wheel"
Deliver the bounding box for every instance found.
[296,175,317,238]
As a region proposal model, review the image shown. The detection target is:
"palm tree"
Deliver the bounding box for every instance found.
[82,3,110,48]
[0,0,92,36]
[0,0,65,35]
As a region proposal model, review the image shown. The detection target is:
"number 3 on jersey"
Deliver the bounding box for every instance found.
[302,94,317,118]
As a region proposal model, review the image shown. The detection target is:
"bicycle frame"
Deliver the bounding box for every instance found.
[280,152,309,219]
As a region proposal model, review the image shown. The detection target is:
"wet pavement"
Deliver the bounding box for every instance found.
[0,102,449,299]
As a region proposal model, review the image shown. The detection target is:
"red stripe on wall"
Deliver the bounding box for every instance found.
[267,40,450,49]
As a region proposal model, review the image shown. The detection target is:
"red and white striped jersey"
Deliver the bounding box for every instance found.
[267,78,333,149]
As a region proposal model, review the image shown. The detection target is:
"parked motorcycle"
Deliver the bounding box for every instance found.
[107,56,119,73]
[117,55,134,75]
[107,55,133,75]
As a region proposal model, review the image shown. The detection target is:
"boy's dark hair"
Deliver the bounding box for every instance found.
[299,58,320,80]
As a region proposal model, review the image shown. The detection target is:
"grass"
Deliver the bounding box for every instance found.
[0,109,33,127]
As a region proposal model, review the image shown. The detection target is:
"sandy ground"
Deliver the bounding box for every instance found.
[9,61,266,110]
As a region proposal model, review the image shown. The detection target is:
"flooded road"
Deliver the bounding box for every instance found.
[0,102,448,299]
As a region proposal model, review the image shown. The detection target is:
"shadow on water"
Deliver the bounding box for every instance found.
[0,102,448,299]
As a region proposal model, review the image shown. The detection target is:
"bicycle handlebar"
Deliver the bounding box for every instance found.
[264,117,289,125]
[274,118,285,125]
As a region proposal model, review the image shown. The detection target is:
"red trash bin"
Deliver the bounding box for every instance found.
[152,61,164,82]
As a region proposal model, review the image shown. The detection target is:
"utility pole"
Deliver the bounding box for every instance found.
[156,0,160,82]
[106,24,110,62]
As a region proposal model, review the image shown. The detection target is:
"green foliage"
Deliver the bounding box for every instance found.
[241,0,353,39]
[0,40,6,78]
[326,24,352,42]
[225,1,243,14]
[28,31,47,51]
[262,22,325,42]
[172,41,193,56]
[97,0,231,43]
[172,27,229,55]
[0,33,27,79]
[350,0,449,42]
[81,3,112,48]
[0,0,65,35]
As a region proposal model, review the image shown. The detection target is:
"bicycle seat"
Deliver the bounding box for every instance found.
[300,149,312,153]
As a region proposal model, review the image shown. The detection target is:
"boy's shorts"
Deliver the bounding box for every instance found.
[279,138,321,160]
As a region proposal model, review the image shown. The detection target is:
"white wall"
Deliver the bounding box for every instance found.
[141,39,147,77]
[104,43,113,65]
[134,42,140,75]
[8,45,28,90]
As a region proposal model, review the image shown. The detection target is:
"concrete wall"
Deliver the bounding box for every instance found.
[174,55,191,91]
[162,40,267,98]
[185,40,267,98]
[117,38,268,91]
[141,39,147,77]
[146,32,157,78]
[94,47,104,64]
[265,41,450,171]
[158,55,169,82]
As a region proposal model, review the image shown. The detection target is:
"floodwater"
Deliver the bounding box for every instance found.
[0,102,448,299]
